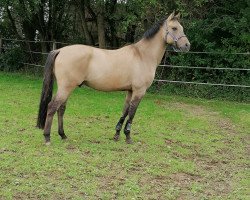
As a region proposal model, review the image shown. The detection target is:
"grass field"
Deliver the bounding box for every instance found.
[0,72,249,200]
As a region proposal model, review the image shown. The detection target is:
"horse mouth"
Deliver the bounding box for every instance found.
[172,45,190,53]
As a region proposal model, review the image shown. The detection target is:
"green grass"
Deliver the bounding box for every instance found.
[0,72,249,200]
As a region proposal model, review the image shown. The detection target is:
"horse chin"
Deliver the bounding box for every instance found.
[172,45,190,53]
[181,46,190,52]
[172,46,182,52]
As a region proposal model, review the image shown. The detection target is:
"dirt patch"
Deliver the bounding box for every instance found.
[157,100,241,136]
[139,175,170,199]
[96,174,125,199]
[66,144,78,152]
[154,100,248,198]
[155,100,217,117]
[88,139,102,144]
[215,119,238,135]
[171,102,209,116]
[165,139,192,149]
[0,148,17,154]
[170,172,201,188]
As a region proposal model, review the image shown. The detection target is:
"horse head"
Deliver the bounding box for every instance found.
[164,12,190,52]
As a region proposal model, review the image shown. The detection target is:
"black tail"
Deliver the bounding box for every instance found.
[37,50,60,129]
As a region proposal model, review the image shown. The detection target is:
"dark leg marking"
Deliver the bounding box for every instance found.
[124,96,142,144]
[114,91,132,141]
[114,116,126,141]
[57,102,67,140]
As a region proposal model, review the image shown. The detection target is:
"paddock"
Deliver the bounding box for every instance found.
[0,73,249,199]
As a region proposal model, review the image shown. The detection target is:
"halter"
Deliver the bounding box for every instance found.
[165,30,187,52]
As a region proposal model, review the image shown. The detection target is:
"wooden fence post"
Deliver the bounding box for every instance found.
[0,38,3,54]
[53,40,57,50]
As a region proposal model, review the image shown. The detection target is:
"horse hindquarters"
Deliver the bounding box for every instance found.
[37,50,60,129]
[37,49,77,144]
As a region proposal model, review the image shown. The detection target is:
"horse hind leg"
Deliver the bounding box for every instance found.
[114,91,132,141]
[44,98,63,144]
[44,87,73,145]
[57,102,67,140]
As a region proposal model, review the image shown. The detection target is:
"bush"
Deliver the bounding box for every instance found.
[0,47,26,71]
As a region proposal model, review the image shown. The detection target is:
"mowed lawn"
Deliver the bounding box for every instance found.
[0,72,249,200]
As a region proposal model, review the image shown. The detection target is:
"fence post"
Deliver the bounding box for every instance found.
[53,40,57,50]
[0,38,2,54]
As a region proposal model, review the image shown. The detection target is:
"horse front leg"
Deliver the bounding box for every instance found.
[114,91,132,141]
[124,90,145,144]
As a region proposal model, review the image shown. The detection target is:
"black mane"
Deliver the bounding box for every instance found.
[143,17,167,39]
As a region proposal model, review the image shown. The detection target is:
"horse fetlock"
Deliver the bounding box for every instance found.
[124,121,132,135]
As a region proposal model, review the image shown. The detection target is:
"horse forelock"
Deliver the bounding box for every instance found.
[143,17,167,40]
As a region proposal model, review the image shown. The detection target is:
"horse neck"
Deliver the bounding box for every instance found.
[135,28,166,68]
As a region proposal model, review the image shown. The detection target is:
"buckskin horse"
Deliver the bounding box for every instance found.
[37,12,190,145]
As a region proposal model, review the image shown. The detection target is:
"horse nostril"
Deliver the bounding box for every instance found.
[185,43,189,47]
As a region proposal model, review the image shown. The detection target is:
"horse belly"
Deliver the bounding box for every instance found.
[85,48,134,91]
[85,71,131,92]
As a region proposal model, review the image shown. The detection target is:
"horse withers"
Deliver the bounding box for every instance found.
[37,12,190,144]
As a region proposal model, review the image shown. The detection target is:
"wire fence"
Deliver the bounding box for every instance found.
[0,37,249,88]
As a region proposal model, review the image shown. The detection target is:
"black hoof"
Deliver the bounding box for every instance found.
[60,134,67,140]
[44,135,50,145]
[126,138,133,144]
[113,133,120,141]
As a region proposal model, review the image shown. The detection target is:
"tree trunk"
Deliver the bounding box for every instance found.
[97,14,106,48]
[78,1,94,45]
[125,24,136,44]
[6,6,22,39]
[107,0,118,48]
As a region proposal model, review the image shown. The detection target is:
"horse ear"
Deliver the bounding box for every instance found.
[167,11,175,21]
[175,12,181,20]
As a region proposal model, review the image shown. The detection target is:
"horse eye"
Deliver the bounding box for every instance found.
[172,27,177,31]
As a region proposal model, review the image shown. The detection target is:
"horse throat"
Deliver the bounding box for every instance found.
[135,28,166,67]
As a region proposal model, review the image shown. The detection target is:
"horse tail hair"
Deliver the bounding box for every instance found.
[37,50,60,129]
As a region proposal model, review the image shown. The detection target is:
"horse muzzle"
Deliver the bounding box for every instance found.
[167,32,191,52]
[178,41,190,52]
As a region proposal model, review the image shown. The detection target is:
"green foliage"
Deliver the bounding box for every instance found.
[154,0,250,100]
[150,82,250,102]
[0,47,26,71]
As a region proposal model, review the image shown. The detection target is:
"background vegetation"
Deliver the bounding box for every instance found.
[0,0,249,101]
